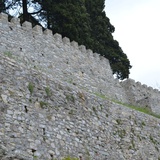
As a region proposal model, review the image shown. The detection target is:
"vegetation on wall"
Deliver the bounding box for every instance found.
[0,0,132,79]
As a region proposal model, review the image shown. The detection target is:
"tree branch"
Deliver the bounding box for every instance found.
[29,8,42,15]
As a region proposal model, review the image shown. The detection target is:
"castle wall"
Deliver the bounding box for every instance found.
[0,13,127,103]
[121,79,160,113]
[0,52,160,160]
[0,12,160,160]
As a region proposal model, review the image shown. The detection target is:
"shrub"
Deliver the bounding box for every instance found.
[28,82,34,95]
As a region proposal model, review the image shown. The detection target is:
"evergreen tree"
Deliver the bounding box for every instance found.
[0,0,42,22]
[39,0,92,47]
[0,0,5,13]
[85,0,131,79]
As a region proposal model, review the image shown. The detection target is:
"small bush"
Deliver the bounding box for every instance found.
[4,51,12,58]
[28,82,34,95]
[45,86,51,97]
[66,94,75,103]
[40,101,48,108]
[62,156,79,160]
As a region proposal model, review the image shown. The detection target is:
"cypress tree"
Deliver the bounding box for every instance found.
[85,0,131,79]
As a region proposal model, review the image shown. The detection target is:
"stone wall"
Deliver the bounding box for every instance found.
[1,50,160,160]
[0,12,127,103]
[0,12,160,160]
[121,79,160,114]
[1,12,160,113]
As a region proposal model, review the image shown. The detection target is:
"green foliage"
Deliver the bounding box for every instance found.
[28,82,34,95]
[4,51,12,58]
[40,101,48,108]
[116,119,122,125]
[68,109,74,115]
[130,139,135,149]
[0,0,6,12]
[149,134,157,145]
[33,155,38,159]
[84,0,131,79]
[93,92,107,99]
[124,104,160,119]
[45,86,51,97]
[141,121,146,128]
[66,94,75,103]
[92,106,97,113]
[93,92,160,119]
[117,129,126,138]
[62,156,79,160]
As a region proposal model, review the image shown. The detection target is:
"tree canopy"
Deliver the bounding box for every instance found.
[0,0,132,79]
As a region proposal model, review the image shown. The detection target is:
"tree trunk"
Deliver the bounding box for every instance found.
[22,0,29,21]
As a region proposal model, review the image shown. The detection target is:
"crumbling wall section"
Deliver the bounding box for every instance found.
[121,79,160,114]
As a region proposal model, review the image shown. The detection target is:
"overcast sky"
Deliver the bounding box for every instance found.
[105,0,160,89]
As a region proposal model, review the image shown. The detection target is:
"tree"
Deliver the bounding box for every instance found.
[38,0,92,47]
[85,0,131,79]
[0,0,5,12]
[22,0,29,21]
[0,0,42,22]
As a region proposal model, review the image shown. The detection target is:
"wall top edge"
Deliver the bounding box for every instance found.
[0,12,111,65]
[122,78,160,93]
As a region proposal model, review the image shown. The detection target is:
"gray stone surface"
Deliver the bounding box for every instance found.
[121,79,160,113]
[0,12,160,160]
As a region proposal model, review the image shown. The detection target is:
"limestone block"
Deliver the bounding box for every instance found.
[63,37,70,45]
[33,25,42,34]
[43,29,52,36]
[79,45,86,53]
[1,94,8,103]
[0,13,8,23]
[10,17,20,26]
[22,21,32,29]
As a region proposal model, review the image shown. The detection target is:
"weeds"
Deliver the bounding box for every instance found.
[116,119,122,125]
[62,156,79,160]
[45,86,51,97]
[28,82,34,95]
[93,92,160,119]
[4,51,12,58]
[66,94,75,103]
[40,101,48,108]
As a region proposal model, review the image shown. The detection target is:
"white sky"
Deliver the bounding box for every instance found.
[105,0,160,89]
